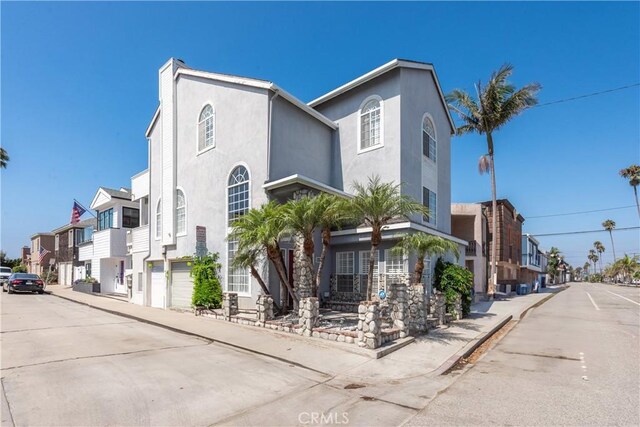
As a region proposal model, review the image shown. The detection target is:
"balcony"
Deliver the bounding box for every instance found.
[466,240,478,256]
[127,225,149,254]
[92,228,128,259]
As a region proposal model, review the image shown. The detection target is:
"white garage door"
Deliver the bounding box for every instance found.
[150,264,165,309]
[170,262,193,309]
[58,264,66,286]
[64,263,73,286]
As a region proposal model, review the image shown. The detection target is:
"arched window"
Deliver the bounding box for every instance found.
[176,189,186,235]
[228,166,249,225]
[359,97,382,151]
[422,115,436,162]
[155,198,162,239]
[198,104,215,152]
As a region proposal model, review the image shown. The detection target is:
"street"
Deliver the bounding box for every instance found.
[408,282,640,426]
[1,283,638,426]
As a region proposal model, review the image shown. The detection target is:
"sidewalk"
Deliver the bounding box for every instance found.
[46,284,567,381]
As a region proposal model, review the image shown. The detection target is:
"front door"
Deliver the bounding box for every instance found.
[114,261,126,294]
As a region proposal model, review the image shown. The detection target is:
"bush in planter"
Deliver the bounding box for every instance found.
[191,253,223,309]
[12,265,27,273]
[433,258,474,317]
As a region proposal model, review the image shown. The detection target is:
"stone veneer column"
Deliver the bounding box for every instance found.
[293,236,313,301]
[408,284,427,334]
[256,294,274,325]
[430,290,446,326]
[388,283,409,338]
[357,301,382,349]
[298,297,319,337]
[452,294,463,320]
[223,292,238,320]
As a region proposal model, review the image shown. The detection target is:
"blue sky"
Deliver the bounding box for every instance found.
[1,1,639,267]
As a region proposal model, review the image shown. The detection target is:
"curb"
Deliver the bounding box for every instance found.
[48,291,330,377]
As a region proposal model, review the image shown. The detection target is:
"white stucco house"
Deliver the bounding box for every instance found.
[130,57,466,311]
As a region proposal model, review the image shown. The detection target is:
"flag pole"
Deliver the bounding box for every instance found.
[74,199,97,218]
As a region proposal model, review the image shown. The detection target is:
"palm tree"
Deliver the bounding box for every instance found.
[619,164,640,218]
[446,64,540,298]
[349,176,430,300]
[588,250,599,277]
[0,148,9,169]
[230,201,297,307]
[313,194,352,298]
[602,219,617,261]
[610,254,640,283]
[593,241,605,273]
[583,261,591,279]
[230,244,281,312]
[391,233,459,284]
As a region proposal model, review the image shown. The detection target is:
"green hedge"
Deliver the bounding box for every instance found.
[191,253,223,309]
[433,258,474,317]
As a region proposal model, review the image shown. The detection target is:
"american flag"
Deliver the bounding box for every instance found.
[38,245,51,264]
[70,201,86,224]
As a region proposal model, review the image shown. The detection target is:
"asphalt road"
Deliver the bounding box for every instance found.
[407,283,640,426]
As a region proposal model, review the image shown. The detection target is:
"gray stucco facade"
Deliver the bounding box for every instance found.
[135,58,465,311]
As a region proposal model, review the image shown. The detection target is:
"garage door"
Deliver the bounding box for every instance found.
[150,264,165,309]
[64,263,73,286]
[170,261,193,309]
[58,264,66,286]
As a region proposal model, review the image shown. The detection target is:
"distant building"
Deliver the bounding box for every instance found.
[20,246,31,266]
[521,234,546,287]
[451,203,488,300]
[29,233,55,275]
[51,218,97,286]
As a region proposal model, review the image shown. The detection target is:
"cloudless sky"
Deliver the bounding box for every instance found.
[1,1,639,268]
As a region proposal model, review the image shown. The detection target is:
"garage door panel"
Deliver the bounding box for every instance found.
[171,262,193,309]
[151,264,165,308]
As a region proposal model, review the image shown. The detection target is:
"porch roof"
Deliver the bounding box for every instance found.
[262,174,351,199]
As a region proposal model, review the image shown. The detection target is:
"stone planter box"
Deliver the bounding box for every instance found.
[72,281,100,294]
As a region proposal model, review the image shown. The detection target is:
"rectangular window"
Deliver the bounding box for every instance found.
[227,238,249,294]
[98,208,113,231]
[421,258,433,286]
[68,230,74,248]
[55,235,59,251]
[122,207,140,229]
[137,272,143,292]
[336,252,354,293]
[359,251,379,294]
[384,249,407,276]
[228,182,249,225]
[422,133,436,161]
[422,187,437,225]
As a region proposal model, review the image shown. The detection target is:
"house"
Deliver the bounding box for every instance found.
[521,233,544,287]
[134,58,466,311]
[481,199,525,293]
[126,170,150,306]
[29,233,55,275]
[20,246,30,267]
[451,203,488,300]
[77,187,140,295]
[51,219,96,286]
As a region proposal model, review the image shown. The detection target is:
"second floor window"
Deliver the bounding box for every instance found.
[68,230,74,247]
[156,199,162,239]
[422,115,436,161]
[228,166,250,225]
[198,104,215,152]
[359,98,382,151]
[122,207,140,229]
[98,208,113,231]
[176,190,186,235]
[423,187,437,226]
[76,227,92,245]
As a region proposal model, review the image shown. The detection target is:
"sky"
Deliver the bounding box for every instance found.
[1,1,639,268]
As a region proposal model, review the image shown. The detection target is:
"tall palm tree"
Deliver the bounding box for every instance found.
[588,250,599,277]
[583,261,590,278]
[230,244,280,312]
[349,176,429,300]
[391,233,459,284]
[593,241,605,273]
[313,194,352,298]
[446,64,540,298]
[0,148,9,169]
[619,164,640,218]
[602,219,617,261]
[230,201,297,307]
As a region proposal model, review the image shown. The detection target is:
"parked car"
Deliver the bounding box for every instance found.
[0,266,12,286]
[3,273,45,294]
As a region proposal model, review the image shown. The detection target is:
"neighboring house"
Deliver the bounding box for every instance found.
[521,233,544,287]
[21,246,31,266]
[77,187,140,295]
[51,218,96,286]
[126,169,150,306]
[481,199,525,293]
[29,233,55,275]
[451,203,488,300]
[539,251,548,286]
[136,57,465,311]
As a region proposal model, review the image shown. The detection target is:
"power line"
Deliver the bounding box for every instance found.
[530,226,640,237]
[527,205,636,219]
[533,83,640,108]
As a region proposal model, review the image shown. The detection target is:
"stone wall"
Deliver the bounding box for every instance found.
[430,290,446,326]
[388,283,409,338]
[408,284,427,333]
[256,294,274,325]
[357,301,382,349]
[451,294,463,320]
[298,297,319,337]
[223,292,238,319]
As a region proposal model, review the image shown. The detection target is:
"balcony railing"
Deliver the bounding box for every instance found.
[466,240,477,256]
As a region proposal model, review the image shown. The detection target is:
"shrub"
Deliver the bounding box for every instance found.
[12,265,27,273]
[433,258,474,317]
[588,273,602,283]
[191,253,223,309]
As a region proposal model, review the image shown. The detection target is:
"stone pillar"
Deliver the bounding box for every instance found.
[452,294,463,320]
[357,301,382,349]
[223,292,238,320]
[408,284,427,334]
[298,297,319,337]
[430,290,446,326]
[388,283,409,338]
[256,294,274,325]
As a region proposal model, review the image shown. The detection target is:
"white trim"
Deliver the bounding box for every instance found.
[308,59,456,133]
[68,230,74,248]
[145,106,161,138]
[270,85,338,129]
[262,174,352,198]
[331,221,468,246]
[196,102,216,155]
[131,169,149,180]
[421,112,437,163]
[155,198,162,240]
[175,187,187,237]
[357,95,384,154]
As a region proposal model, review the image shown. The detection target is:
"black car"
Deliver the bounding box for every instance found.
[3,273,45,294]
